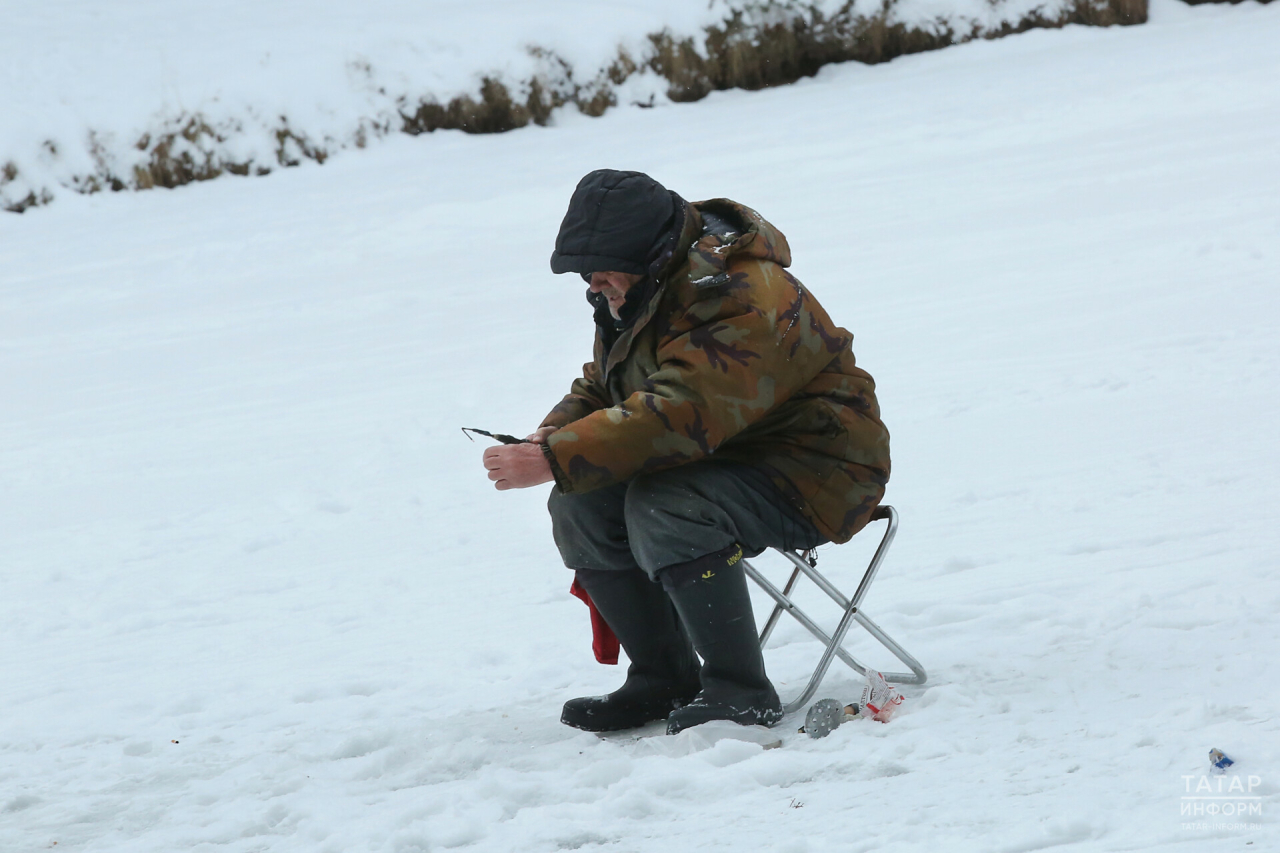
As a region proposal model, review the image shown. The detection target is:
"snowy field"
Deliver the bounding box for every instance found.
[2,1,1279,850]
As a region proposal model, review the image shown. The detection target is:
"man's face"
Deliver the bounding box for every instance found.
[589,271,644,320]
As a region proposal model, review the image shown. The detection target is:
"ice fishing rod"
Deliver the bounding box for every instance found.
[460,427,529,445]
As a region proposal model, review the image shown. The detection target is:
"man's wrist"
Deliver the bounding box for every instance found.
[540,443,571,493]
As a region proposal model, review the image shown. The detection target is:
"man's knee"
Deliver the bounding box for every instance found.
[624,468,736,573]
[549,485,619,529]
[546,486,575,526]
[547,483,634,571]
[625,467,726,526]
[625,470,698,530]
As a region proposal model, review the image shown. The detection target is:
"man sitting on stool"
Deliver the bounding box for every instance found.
[481,169,891,734]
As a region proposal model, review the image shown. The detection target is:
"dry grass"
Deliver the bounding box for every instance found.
[2,161,54,213]
[394,0,1147,133]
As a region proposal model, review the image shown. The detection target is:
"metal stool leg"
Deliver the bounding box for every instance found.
[744,506,927,715]
[757,564,801,648]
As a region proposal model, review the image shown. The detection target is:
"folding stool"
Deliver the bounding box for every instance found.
[742,505,927,714]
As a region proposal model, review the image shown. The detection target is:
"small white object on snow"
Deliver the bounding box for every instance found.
[859,671,905,723]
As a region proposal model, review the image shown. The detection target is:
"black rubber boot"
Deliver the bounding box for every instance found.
[661,544,783,735]
[561,568,701,732]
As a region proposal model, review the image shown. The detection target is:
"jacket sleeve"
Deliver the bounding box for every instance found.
[539,361,611,430]
[545,278,844,493]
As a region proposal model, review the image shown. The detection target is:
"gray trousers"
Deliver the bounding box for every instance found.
[548,461,824,580]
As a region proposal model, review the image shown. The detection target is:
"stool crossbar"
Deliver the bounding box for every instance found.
[742,505,926,715]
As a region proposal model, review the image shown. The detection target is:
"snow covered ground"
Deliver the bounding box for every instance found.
[2,1,1278,850]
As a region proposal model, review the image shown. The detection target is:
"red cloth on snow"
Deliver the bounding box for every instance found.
[569,578,619,665]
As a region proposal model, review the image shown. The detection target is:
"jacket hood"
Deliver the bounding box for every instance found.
[685,199,792,288]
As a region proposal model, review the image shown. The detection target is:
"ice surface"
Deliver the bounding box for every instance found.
[2,1,1279,850]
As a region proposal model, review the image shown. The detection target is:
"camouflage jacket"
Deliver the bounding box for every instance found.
[539,198,890,544]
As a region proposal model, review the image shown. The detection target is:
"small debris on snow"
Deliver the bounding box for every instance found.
[798,698,858,738]
[800,672,905,736]
[860,671,904,723]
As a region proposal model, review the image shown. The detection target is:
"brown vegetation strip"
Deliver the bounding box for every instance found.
[4,0,1148,213]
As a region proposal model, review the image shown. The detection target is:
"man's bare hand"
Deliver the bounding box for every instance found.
[526,426,557,444]
[483,442,554,490]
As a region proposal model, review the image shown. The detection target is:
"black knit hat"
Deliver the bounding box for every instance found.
[550,170,677,277]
